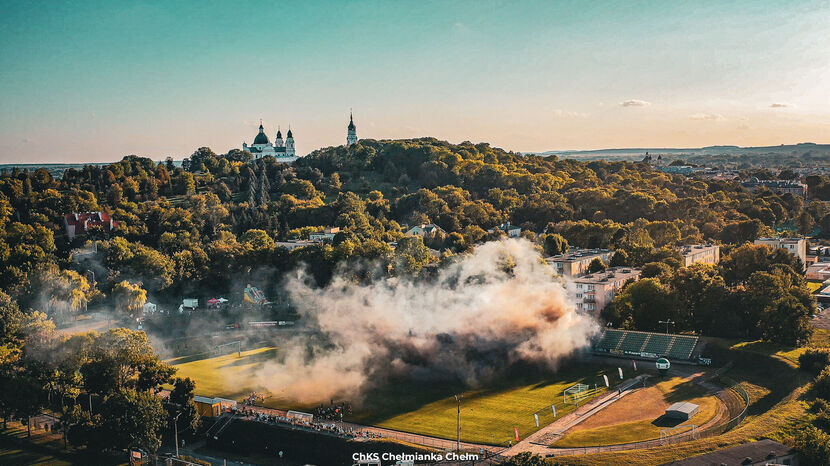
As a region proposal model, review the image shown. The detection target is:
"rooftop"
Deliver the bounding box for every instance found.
[573,267,640,283]
[549,248,612,262]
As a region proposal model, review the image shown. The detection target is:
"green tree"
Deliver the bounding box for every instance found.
[93,388,166,454]
[112,281,146,318]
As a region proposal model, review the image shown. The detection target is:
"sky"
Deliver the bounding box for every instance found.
[1,0,829,163]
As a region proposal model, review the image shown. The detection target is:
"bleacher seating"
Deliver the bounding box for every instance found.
[618,332,648,353]
[642,333,673,355]
[596,329,625,351]
[593,329,699,361]
[667,335,698,359]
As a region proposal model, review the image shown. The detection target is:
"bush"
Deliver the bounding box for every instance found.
[800,348,830,374]
[792,426,830,466]
[814,366,830,400]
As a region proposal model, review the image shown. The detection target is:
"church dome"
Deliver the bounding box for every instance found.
[348,114,356,130]
[253,125,270,145]
[286,128,293,138]
[276,129,282,139]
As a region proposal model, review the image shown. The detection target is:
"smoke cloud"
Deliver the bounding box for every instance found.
[256,239,598,404]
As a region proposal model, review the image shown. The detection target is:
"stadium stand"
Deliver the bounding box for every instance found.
[593,329,700,362]
[667,335,698,359]
[618,331,648,353]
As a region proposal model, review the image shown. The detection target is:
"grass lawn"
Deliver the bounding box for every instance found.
[166,346,279,402]
[552,375,720,447]
[348,363,630,445]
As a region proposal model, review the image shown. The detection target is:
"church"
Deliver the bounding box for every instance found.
[242,123,297,162]
[241,113,358,162]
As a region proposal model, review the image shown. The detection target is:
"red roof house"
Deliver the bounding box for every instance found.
[64,212,117,240]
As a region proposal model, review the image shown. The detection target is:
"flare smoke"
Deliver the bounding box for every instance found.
[257,239,598,403]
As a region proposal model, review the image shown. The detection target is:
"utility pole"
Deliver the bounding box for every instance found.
[174,412,182,458]
[454,394,463,452]
[658,319,675,334]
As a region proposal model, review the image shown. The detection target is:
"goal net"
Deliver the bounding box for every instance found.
[563,383,590,405]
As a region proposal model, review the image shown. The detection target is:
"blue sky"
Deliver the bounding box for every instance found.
[1,0,829,162]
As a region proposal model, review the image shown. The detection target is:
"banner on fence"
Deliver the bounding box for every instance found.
[618,367,624,379]
[551,405,556,417]
[534,413,539,427]
[632,359,637,371]
[603,374,609,387]
[514,427,520,441]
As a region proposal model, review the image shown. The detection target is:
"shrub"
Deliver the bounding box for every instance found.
[800,348,830,374]
[814,366,830,401]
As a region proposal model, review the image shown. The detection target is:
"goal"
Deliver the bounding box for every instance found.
[563,383,590,406]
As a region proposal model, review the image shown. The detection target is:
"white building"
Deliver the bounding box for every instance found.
[242,123,297,162]
[679,244,720,267]
[309,227,340,242]
[573,267,642,312]
[405,224,445,237]
[754,237,807,265]
[347,112,357,146]
[487,222,521,238]
[546,249,614,278]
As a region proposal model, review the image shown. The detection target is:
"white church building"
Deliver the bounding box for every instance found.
[241,113,358,162]
[242,123,297,162]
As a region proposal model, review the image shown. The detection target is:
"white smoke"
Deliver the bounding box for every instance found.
[256,238,598,403]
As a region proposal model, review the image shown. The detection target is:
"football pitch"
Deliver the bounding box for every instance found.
[167,346,631,445]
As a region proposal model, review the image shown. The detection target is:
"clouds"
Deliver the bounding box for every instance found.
[620,99,650,107]
[769,103,792,108]
[689,112,726,121]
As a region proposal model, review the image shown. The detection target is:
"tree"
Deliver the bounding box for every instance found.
[112,281,146,318]
[93,388,166,454]
[792,426,830,466]
[168,377,199,433]
[587,257,606,273]
[609,249,629,267]
[500,452,547,466]
[542,233,568,256]
[759,296,812,346]
[606,278,677,331]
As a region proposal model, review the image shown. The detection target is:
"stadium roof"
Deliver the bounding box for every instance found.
[666,402,699,415]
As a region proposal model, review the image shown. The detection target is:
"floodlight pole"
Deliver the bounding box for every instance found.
[454,394,463,452]
[658,319,675,333]
[173,412,182,458]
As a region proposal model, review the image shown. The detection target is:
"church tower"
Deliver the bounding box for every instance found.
[347,112,357,146]
[275,127,284,147]
[285,127,295,156]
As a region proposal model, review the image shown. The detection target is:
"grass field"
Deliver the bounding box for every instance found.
[166,346,280,403]
[344,363,631,445]
[552,375,720,447]
[167,347,634,445]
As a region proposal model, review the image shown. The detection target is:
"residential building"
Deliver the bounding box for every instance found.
[742,178,808,198]
[679,244,720,267]
[487,222,521,238]
[806,263,830,282]
[309,227,340,242]
[547,249,614,278]
[64,212,117,240]
[754,237,808,265]
[405,224,445,237]
[573,267,641,312]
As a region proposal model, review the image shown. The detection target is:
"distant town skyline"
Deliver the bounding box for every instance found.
[1,0,829,163]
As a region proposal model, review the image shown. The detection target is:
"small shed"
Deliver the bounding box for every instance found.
[142,302,157,315]
[665,402,699,420]
[194,396,221,418]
